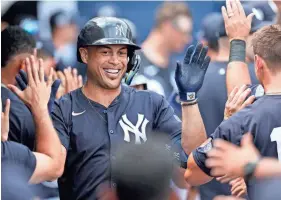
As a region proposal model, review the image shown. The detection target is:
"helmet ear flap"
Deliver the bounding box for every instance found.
[127,48,135,72]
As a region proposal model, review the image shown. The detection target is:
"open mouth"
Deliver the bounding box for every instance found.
[104,69,121,74]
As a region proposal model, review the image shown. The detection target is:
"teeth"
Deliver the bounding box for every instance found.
[104,69,119,74]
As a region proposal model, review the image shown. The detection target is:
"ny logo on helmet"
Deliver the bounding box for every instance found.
[116,24,125,37]
[119,114,149,144]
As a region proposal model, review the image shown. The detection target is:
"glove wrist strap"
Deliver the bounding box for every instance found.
[181,99,198,106]
[229,39,246,63]
[179,92,197,102]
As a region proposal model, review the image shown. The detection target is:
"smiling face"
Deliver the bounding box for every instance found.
[80,45,128,89]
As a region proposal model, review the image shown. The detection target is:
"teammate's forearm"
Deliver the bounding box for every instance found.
[254,158,281,179]
[181,104,207,154]
[226,61,251,95]
[32,107,64,175]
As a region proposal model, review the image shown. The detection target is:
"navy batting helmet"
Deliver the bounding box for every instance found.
[77,17,141,70]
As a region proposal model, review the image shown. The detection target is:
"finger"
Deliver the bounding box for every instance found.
[222,6,229,25]
[227,86,239,103]
[4,99,10,117]
[241,95,255,109]
[72,68,78,85]
[38,59,45,82]
[206,148,225,159]
[230,177,243,187]
[230,0,239,16]
[15,74,27,90]
[213,139,237,151]
[175,61,182,80]
[78,75,83,87]
[241,133,253,147]
[30,56,40,84]
[205,157,223,168]
[191,43,203,63]
[184,45,195,64]
[26,58,35,86]
[47,67,54,86]
[231,85,247,104]
[202,56,211,71]
[235,88,251,107]
[232,186,245,197]
[198,46,208,65]
[247,13,255,25]
[226,0,233,16]
[236,0,245,16]
[19,69,28,85]
[7,85,23,99]
[237,190,247,198]
[210,168,226,177]
[57,71,66,86]
[33,48,37,58]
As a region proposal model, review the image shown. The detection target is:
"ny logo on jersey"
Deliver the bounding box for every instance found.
[119,114,149,144]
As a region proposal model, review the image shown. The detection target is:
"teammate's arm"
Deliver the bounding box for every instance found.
[206,133,281,179]
[184,113,244,185]
[222,0,254,94]
[175,43,210,154]
[8,56,66,184]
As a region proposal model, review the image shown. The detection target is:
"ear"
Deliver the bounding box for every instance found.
[254,55,264,71]
[79,48,88,64]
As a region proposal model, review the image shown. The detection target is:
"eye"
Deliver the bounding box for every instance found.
[101,51,109,55]
[119,51,127,56]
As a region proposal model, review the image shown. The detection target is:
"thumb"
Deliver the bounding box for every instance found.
[241,133,253,147]
[7,84,23,99]
[247,13,255,24]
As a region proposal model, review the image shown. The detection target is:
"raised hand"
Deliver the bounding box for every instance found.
[222,0,255,41]
[175,43,210,102]
[56,67,83,99]
[8,56,54,112]
[224,85,255,120]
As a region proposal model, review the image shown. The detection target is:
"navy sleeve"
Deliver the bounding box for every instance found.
[1,86,35,150]
[192,114,245,176]
[1,141,36,181]
[51,98,70,150]
[151,92,186,165]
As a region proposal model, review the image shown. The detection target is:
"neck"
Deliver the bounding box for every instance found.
[83,81,121,108]
[215,46,229,62]
[263,72,281,94]
[141,29,171,68]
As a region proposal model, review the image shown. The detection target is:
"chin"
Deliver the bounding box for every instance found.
[103,79,122,90]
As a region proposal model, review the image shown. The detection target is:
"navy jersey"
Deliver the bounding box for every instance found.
[1,141,36,181]
[1,85,35,150]
[52,85,182,200]
[193,95,281,195]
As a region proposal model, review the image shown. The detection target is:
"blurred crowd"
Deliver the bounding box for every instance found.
[1,1,281,200]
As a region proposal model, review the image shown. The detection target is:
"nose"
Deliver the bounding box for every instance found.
[108,54,120,66]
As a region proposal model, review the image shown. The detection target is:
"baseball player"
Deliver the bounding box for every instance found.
[183,8,281,200]
[51,17,210,200]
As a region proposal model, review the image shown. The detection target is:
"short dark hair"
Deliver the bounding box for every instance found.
[1,26,36,67]
[155,2,191,28]
[252,24,281,70]
[113,136,173,200]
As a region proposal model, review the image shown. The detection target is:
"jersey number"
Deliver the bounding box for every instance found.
[270,127,281,161]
